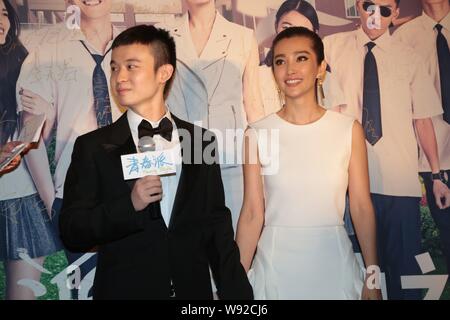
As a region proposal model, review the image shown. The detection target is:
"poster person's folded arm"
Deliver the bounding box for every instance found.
[59,136,147,252]
[17,45,57,215]
[20,89,56,144]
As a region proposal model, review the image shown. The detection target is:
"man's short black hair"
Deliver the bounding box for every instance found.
[112,25,177,98]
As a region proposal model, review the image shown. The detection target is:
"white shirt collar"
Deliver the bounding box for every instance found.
[127,108,173,128]
[71,25,122,55]
[127,108,177,150]
[355,27,392,53]
[421,10,450,31]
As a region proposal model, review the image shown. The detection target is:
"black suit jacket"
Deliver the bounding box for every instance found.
[59,113,252,300]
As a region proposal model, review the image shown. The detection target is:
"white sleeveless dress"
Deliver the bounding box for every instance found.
[248,110,364,300]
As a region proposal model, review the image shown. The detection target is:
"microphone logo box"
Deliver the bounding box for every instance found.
[121,148,177,180]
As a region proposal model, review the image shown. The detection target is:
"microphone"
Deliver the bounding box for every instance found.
[137,136,161,220]
[138,136,156,153]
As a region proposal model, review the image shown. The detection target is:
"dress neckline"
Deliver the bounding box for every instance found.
[274,110,329,128]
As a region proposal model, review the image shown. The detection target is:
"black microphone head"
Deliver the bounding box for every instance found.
[138,136,156,152]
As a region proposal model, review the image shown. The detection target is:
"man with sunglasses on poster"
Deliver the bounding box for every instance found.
[323,0,450,300]
[394,0,450,288]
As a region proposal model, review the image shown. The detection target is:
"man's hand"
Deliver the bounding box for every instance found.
[433,179,450,210]
[361,285,382,300]
[131,175,162,211]
[361,273,382,300]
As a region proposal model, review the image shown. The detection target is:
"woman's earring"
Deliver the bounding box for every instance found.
[276,85,285,108]
[317,77,325,102]
[273,74,285,109]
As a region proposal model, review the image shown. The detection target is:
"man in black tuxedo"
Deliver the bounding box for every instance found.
[59,25,252,300]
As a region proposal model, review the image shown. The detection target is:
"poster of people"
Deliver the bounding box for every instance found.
[0,0,449,301]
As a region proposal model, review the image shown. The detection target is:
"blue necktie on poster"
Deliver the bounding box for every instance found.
[81,41,113,128]
[436,24,450,124]
[362,42,382,145]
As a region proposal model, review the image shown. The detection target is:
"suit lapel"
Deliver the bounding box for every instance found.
[198,12,231,67]
[168,115,199,229]
[171,12,231,101]
[170,13,199,67]
[103,113,202,229]
[197,12,231,98]
[100,112,137,190]
[118,136,138,191]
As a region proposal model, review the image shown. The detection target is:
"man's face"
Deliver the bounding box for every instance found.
[184,0,213,9]
[358,0,399,40]
[110,43,166,112]
[276,11,314,34]
[72,0,112,21]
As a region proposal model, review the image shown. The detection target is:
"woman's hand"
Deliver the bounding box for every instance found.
[19,88,55,120]
[0,141,25,174]
[361,274,382,300]
[20,88,56,142]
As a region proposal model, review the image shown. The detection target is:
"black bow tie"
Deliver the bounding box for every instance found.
[138,117,173,142]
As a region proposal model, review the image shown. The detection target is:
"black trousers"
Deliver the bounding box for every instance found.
[53,198,97,299]
[371,194,423,300]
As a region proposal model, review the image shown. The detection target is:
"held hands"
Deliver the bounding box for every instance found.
[433,179,450,210]
[361,274,382,300]
[131,175,162,212]
[361,282,382,300]
[361,267,382,300]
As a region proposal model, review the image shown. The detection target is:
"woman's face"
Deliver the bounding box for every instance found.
[72,0,112,21]
[272,36,324,101]
[276,11,314,34]
[0,0,11,45]
[184,0,213,9]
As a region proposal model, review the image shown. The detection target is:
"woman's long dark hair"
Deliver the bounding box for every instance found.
[264,0,320,67]
[0,0,28,145]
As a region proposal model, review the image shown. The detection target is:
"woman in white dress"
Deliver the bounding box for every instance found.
[236,27,381,300]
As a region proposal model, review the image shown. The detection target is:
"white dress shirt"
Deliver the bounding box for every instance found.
[127,109,181,227]
[394,11,450,172]
[16,24,124,198]
[323,28,443,197]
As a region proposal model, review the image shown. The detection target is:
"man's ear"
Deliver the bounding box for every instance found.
[355,0,363,15]
[392,6,400,23]
[158,64,174,85]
